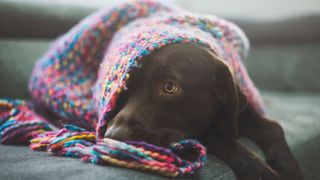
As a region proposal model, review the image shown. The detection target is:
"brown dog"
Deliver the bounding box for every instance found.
[104,43,303,180]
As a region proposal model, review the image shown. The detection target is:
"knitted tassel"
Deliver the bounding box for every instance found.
[0,98,53,144]
[0,98,207,177]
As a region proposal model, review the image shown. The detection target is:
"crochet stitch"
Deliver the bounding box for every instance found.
[0,0,264,177]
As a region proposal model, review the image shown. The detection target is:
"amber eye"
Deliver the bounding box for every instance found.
[162,81,179,94]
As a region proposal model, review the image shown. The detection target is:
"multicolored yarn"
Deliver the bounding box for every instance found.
[0,98,53,144]
[31,125,207,177]
[0,98,206,177]
[0,0,264,177]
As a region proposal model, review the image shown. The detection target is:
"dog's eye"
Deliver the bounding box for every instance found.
[162,81,180,94]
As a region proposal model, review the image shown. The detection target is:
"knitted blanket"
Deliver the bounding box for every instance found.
[0,0,264,177]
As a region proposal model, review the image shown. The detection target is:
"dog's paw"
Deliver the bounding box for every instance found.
[260,166,281,180]
[266,149,304,180]
[267,155,303,180]
[234,158,281,180]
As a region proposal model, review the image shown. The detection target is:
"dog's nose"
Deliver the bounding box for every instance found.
[104,114,143,141]
[104,125,131,141]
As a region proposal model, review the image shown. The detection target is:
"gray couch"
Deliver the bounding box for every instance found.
[1,1,319,180]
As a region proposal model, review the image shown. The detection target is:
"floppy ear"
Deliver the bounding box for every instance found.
[212,57,248,139]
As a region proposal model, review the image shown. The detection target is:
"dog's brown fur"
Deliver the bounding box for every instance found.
[105,43,303,180]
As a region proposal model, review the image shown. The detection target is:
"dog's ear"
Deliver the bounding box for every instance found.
[211,56,248,139]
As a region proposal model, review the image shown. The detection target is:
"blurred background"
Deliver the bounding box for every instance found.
[0,0,319,180]
[1,0,320,93]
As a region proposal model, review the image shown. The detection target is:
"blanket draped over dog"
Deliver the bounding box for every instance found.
[0,0,264,177]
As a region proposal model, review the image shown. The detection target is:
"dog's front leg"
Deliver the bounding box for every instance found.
[238,109,303,180]
[203,130,281,180]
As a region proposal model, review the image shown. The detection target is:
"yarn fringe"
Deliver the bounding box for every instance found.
[0,98,207,177]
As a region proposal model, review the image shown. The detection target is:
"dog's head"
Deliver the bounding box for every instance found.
[105,43,247,146]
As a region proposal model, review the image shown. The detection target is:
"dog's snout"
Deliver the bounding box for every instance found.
[104,114,144,141]
[104,125,131,141]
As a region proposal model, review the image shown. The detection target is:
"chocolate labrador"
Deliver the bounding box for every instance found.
[104,43,303,180]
